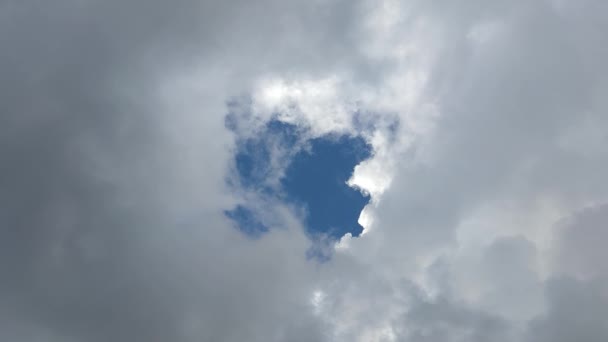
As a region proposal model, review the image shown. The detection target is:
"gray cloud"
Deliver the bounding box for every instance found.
[553,203,608,280]
[402,295,513,342]
[0,0,354,340]
[2,0,608,341]
[525,276,608,342]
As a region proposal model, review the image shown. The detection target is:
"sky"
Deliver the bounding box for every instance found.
[227,118,372,242]
[1,0,608,341]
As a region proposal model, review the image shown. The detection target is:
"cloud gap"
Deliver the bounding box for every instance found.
[225,110,372,243]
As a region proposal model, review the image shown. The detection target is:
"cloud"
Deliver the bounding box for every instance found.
[553,204,608,281]
[0,1,341,340]
[525,277,608,342]
[2,0,608,341]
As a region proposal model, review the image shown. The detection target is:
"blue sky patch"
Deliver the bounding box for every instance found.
[281,134,371,239]
[226,117,372,241]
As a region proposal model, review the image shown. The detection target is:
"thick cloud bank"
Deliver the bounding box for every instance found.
[1,0,608,341]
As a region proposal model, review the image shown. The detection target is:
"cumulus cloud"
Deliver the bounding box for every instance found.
[2,0,608,341]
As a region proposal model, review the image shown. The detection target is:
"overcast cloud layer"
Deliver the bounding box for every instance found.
[1,0,608,341]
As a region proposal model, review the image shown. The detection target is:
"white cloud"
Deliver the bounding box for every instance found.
[252,75,355,136]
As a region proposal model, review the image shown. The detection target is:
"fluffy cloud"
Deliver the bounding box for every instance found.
[2,0,608,341]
